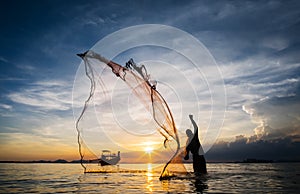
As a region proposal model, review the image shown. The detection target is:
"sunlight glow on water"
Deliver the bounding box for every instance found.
[0,163,299,193]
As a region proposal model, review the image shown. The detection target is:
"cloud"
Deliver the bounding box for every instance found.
[16,64,35,71]
[217,37,299,141]
[182,1,300,64]
[262,35,290,51]
[0,111,78,158]
[7,80,73,111]
[0,56,8,63]
[206,135,300,161]
[0,103,14,117]
[0,103,12,110]
[242,93,300,141]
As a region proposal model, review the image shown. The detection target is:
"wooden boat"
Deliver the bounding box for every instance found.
[99,150,120,166]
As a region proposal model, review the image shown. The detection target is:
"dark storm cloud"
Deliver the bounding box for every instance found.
[206,135,300,161]
[243,91,300,139]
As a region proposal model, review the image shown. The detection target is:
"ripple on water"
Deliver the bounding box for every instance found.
[1,163,300,193]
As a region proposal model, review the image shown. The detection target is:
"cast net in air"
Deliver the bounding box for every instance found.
[75,50,187,179]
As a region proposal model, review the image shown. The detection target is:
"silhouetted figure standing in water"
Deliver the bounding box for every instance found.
[184,114,207,174]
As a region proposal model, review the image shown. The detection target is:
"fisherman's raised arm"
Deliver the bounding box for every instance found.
[189,114,198,135]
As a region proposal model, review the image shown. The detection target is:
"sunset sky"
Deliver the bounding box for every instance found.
[0,0,299,161]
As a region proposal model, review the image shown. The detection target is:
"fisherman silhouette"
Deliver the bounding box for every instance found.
[184,114,207,174]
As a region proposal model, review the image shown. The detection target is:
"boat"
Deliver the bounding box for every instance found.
[99,150,120,166]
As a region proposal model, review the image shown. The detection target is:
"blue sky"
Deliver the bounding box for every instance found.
[0,0,300,161]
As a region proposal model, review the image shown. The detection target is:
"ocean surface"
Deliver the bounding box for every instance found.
[0,163,299,193]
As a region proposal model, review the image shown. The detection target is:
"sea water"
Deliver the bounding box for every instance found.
[0,163,299,193]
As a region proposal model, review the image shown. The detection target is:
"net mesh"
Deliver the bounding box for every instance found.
[76,50,188,179]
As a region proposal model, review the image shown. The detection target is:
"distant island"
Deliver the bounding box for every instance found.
[1,158,300,164]
[236,158,274,163]
[0,159,80,164]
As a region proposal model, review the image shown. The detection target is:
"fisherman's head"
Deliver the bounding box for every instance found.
[186,129,193,138]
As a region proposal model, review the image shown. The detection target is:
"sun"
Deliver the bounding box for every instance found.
[144,146,154,154]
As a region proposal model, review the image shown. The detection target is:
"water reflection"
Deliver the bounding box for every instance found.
[146,163,153,192]
[193,175,208,193]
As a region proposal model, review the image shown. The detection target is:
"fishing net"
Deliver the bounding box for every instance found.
[75,50,188,179]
